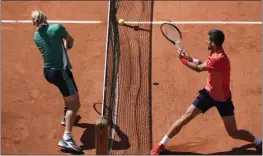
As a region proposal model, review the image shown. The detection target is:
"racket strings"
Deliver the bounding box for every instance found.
[162,25,181,43]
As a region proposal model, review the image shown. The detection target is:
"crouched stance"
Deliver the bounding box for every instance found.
[151,29,262,155]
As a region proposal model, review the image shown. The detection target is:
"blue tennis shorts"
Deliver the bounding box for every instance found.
[192,88,234,117]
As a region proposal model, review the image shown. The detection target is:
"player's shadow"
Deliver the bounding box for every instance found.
[109,123,131,150]
[75,123,96,151]
[160,143,261,155]
[76,123,95,150]
[60,148,85,155]
[59,123,94,155]
[72,122,130,152]
[92,102,130,150]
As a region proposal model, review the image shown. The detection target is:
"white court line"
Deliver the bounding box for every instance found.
[126,21,263,25]
[1,20,262,24]
[1,20,102,24]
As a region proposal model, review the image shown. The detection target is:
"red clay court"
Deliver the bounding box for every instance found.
[1,1,262,155]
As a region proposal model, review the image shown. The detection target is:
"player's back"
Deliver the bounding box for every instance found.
[34,24,66,70]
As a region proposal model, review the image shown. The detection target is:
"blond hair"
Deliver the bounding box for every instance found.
[31,10,46,26]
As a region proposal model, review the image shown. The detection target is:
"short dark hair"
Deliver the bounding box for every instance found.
[208,29,225,47]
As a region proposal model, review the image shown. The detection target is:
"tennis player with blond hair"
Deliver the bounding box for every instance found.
[31,10,82,152]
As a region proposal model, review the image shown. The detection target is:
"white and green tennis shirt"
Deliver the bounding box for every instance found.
[34,24,72,70]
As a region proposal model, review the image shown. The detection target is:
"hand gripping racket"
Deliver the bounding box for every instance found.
[160,23,184,54]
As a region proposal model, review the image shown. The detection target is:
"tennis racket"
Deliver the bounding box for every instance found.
[160,23,183,53]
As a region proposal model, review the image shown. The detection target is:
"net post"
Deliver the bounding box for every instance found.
[95,116,109,155]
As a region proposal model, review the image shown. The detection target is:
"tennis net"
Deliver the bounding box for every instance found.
[101,0,120,153]
[101,0,154,154]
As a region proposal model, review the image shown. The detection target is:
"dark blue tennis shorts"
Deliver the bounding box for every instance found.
[192,88,234,117]
[43,66,78,97]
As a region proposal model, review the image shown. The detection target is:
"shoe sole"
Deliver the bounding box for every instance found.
[58,142,83,152]
[59,146,83,153]
[151,148,165,155]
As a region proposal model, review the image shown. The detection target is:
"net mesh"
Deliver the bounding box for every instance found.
[101,0,120,145]
[101,0,154,154]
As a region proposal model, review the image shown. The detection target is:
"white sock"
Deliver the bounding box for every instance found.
[159,135,170,146]
[253,137,262,145]
[63,132,72,140]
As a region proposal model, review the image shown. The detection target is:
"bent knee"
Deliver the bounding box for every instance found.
[67,100,80,111]
[64,93,80,110]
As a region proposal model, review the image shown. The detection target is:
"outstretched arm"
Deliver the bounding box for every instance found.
[184,61,207,73]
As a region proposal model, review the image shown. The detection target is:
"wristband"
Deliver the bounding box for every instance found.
[193,59,200,65]
[180,58,188,65]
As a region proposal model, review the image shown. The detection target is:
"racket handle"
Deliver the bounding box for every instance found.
[177,51,186,58]
[176,45,186,58]
[175,44,182,51]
